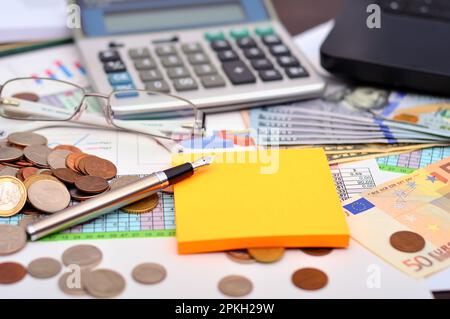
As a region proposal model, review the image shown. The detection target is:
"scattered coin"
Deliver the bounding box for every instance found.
[54,144,82,153]
[83,269,126,298]
[73,153,91,173]
[62,244,103,268]
[58,272,86,296]
[77,155,95,174]
[75,175,109,194]
[109,175,140,191]
[12,92,39,102]
[66,152,86,172]
[0,166,19,177]
[122,193,159,214]
[47,149,72,170]
[132,263,167,285]
[300,248,334,257]
[23,174,60,189]
[23,145,52,167]
[21,167,38,180]
[0,224,27,255]
[84,157,117,180]
[218,275,253,297]
[52,168,81,184]
[8,132,47,146]
[0,146,23,162]
[0,262,27,284]
[27,179,71,213]
[292,268,328,291]
[226,250,256,264]
[390,231,426,253]
[247,247,285,263]
[69,187,104,201]
[0,176,27,217]
[28,257,62,279]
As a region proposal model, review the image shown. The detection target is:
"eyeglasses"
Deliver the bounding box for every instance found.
[0,77,204,151]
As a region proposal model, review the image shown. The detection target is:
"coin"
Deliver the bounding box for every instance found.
[0,166,19,177]
[226,250,256,264]
[27,179,71,213]
[390,231,426,253]
[23,174,60,189]
[77,155,95,174]
[62,244,103,268]
[0,262,27,284]
[0,176,27,217]
[37,169,53,176]
[58,272,86,296]
[292,268,328,291]
[300,248,334,257]
[132,263,167,285]
[8,132,47,146]
[0,146,23,162]
[52,168,82,184]
[83,269,126,298]
[247,247,285,263]
[109,175,140,191]
[75,175,109,194]
[27,257,62,279]
[84,157,117,180]
[0,224,27,255]
[54,144,82,153]
[47,149,72,170]
[73,153,91,172]
[218,275,253,297]
[122,193,159,214]
[66,152,86,172]
[23,145,52,167]
[21,167,38,180]
[12,92,39,102]
[69,187,104,201]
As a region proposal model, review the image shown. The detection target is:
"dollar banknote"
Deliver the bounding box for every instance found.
[342,157,450,278]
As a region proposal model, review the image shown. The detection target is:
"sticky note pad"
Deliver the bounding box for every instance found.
[173,148,349,254]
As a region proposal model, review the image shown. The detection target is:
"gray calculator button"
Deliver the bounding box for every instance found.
[201,75,226,88]
[181,43,203,54]
[155,45,176,56]
[139,69,163,81]
[173,77,198,91]
[167,66,190,79]
[145,80,170,93]
[193,64,217,76]
[161,55,183,67]
[187,53,210,65]
[134,58,157,70]
[129,48,150,59]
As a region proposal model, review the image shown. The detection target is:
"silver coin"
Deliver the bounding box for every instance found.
[0,224,27,256]
[0,147,23,162]
[7,132,47,146]
[28,257,62,279]
[27,179,71,213]
[132,263,167,285]
[0,166,19,177]
[62,244,103,268]
[23,145,52,167]
[83,269,126,298]
[218,275,253,297]
[110,175,140,191]
[47,149,72,170]
[58,272,87,296]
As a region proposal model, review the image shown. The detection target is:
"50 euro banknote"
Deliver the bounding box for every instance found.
[342,157,450,278]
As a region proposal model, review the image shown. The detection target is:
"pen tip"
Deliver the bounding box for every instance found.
[192,156,214,169]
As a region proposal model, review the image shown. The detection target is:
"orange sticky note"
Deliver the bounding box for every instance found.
[173,148,349,254]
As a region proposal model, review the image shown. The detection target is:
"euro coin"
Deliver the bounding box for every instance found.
[83,269,126,298]
[132,263,167,285]
[62,244,103,268]
[122,193,159,214]
[292,268,328,291]
[28,257,62,279]
[218,275,253,297]
[0,176,27,217]
[390,231,426,253]
[0,224,27,255]
[247,247,285,263]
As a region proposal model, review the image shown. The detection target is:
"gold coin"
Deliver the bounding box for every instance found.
[122,193,159,214]
[247,247,285,263]
[23,174,60,190]
[0,176,27,217]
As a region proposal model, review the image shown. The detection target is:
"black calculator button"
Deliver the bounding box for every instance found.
[217,50,239,62]
[237,37,256,49]
[262,35,282,46]
[251,58,274,70]
[211,40,231,51]
[181,43,203,54]
[166,66,190,79]
[173,77,198,91]
[244,47,265,60]
[161,55,183,67]
[187,53,210,65]
[103,60,126,73]
[277,56,300,67]
[285,66,309,79]
[222,61,256,85]
[155,45,177,56]
[99,50,121,62]
[145,80,170,93]
[134,58,157,70]
[201,75,226,88]
[139,69,163,82]
[259,69,283,82]
[193,64,217,76]
[128,48,150,59]
[270,45,291,56]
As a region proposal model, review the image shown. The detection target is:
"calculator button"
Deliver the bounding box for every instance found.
[259,69,283,82]
[230,28,249,39]
[134,58,157,70]
[155,45,177,56]
[222,61,256,85]
[244,47,265,60]
[277,56,300,67]
[211,40,231,51]
[255,26,275,36]
[217,50,239,62]
[270,45,291,56]
[145,80,170,93]
[160,55,183,67]
[112,84,139,99]
[187,53,210,65]
[262,35,282,46]
[139,69,163,82]
[108,72,132,85]
[204,31,225,41]
[173,77,198,91]
[181,43,203,54]
[128,48,150,59]
[236,37,257,49]
[251,59,274,70]
[285,66,309,78]
[104,60,126,73]
[201,75,226,88]
[193,64,217,76]
[166,66,190,79]
[99,50,121,62]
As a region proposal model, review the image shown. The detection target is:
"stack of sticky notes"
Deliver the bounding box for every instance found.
[173,148,349,254]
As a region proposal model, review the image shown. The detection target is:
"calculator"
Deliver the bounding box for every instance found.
[74,0,325,117]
